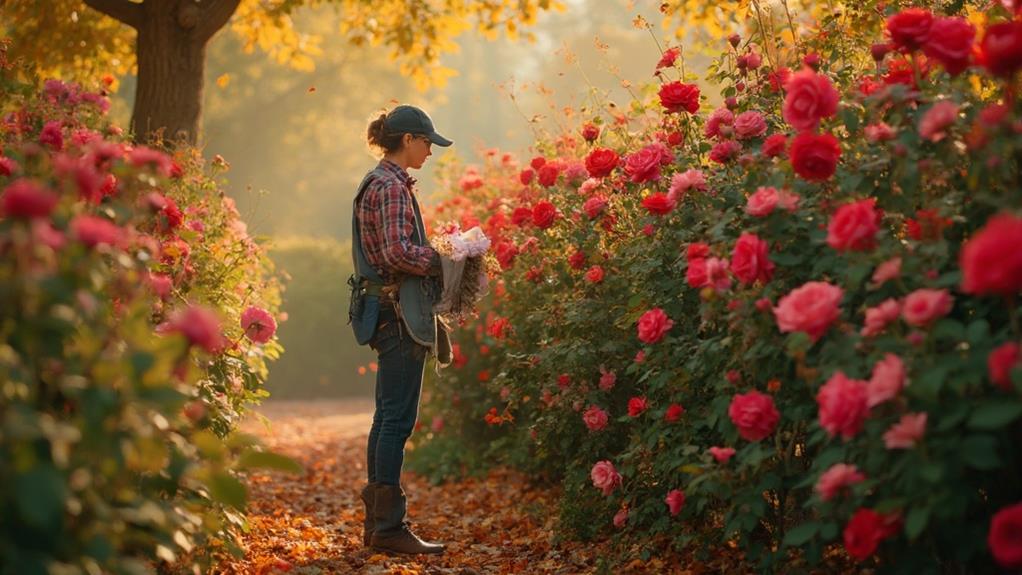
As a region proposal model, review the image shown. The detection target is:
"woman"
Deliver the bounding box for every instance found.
[351,104,452,555]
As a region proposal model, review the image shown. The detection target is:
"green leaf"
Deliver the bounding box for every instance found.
[783,521,820,547]
[961,435,1001,470]
[236,450,304,474]
[967,401,1022,430]
[14,465,66,531]
[932,319,964,342]
[966,319,990,345]
[905,505,930,540]
[208,471,247,509]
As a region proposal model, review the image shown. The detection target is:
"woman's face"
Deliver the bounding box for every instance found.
[405,134,433,169]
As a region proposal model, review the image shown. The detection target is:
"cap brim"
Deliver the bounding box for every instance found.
[427,131,453,147]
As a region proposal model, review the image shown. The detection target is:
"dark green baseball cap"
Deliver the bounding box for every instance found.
[383,105,453,147]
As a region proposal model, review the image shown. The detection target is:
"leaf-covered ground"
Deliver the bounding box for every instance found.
[210,399,733,575]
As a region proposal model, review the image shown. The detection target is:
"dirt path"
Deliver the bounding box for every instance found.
[212,399,652,575]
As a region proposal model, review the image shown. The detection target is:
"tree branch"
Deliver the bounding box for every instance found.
[196,0,242,42]
[82,0,143,29]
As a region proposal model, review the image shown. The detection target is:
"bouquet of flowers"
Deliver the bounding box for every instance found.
[430,223,495,322]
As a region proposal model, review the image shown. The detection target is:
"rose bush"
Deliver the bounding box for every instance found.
[0,51,293,574]
[410,3,1022,572]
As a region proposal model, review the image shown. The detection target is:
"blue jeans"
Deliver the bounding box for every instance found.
[366,305,427,486]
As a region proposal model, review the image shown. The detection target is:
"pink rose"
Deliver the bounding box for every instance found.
[709,140,742,164]
[782,68,840,132]
[861,298,902,337]
[241,306,277,344]
[668,169,707,202]
[624,145,669,183]
[709,446,736,463]
[901,288,953,327]
[728,390,780,442]
[817,371,870,440]
[960,213,1022,296]
[871,257,902,287]
[583,405,609,431]
[583,195,608,219]
[627,396,648,417]
[599,366,617,391]
[734,110,767,139]
[71,215,124,249]
[815,463,866,501]
[613,507,629,528]
[706,257,732,293]
[730,232,775,285]
[777,189,801,212]
[637,307,674,344]
[918,100,959,142]
[883,412,927,449]
[867,353,906,408]
[774,281,844,341]
[988,342,1020,391]
[827,198,880,252]
[704,107,734,139]
[591,460,622,495]
[865,122,896,143]
[147,273,173,300]
[0,155,19,177]
[665,489,686,517]
[39,120,64,151]
[1,179,59,219]
[989,502,1022,569]
[745,186,779,217]
[158,305,226,354]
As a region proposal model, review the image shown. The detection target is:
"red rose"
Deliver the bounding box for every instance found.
[1,178,59,219]
[686,242,710,261]
[511,206,532,227]
[658,81,700,114]
[730,232,774,285]
[827,198,880,252]
[782,68,839,132]
[530,156,546,170]
[980,21,1022,78]
[924,17,975,76]
[989,502,1022,568]
[989,342,1020,391]
[70,215,123,248]
[790,132,841,182]
[686,258,708,288]
[664,403,684,422]
[886,8,934,51]
[627,396,648,417]
[537,164,559,187]
[961,213,1022,296]
[568,251,587,270]
[583,195,608,219]
[761,134,788,158]
[637,307,673,344]
[494,241,518,269]
[158,305,226,354]
[584,265,604,283]
[581,123,600,142]
[532,201,558,229]
[728,391,780,442]
[519,168,534,185]
[844,508,900,561]
[585,148,619,178]
[642,192,676,215]
[656,47,680,69]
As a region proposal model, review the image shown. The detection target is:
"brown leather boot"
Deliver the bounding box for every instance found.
[369,484,445,555]
[359,483,377,547]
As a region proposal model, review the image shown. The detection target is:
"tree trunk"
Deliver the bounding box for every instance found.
[83,0,241,146]
[131,1,206,144]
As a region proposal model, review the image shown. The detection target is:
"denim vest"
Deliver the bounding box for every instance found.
[349,166,438,349]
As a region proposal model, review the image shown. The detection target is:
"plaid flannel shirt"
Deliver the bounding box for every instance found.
[356,159,435,285]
